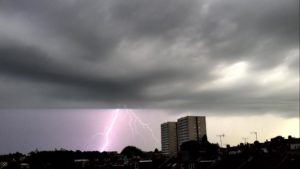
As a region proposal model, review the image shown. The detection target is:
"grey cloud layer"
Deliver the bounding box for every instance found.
[0,0,298,116]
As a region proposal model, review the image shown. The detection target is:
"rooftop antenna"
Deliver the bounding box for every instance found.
[217,134,225,147]
[250,131,258,141]
[242,137,249,144]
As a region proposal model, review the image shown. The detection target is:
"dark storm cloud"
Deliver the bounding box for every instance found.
[109,0,198,37]
[194,0,299,68]
[0,0,298,116]
[0,44,188,106]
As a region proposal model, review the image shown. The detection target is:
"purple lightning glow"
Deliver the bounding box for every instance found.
[98,109,159,152]
[127,109,159,144]
[100,109,119,152]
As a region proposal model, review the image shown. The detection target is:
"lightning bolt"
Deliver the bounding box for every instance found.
[98,109,159,152]
[127,110,147,143]
[127,111,136,137]
[100,109,119,152]
[127,109,159,144]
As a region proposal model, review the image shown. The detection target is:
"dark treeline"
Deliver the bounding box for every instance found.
[0,150,119,169]
[0,135,300,169]
[0,147,164,169]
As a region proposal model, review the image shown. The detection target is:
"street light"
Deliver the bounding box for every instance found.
[251,131,258,141]
[217,134,225,147]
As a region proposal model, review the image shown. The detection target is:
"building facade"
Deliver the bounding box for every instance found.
[161,122,178,157]
[161,116,207,156]
[176,116,206,150]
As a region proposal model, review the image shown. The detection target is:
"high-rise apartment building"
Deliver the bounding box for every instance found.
[177,116,206,150]
[161,116,207,156]
[161,122,178,157]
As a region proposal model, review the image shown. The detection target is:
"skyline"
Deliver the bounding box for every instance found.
[0,109,298,154]
[0,0,299,155]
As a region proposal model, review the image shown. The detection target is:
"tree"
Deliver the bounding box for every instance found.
[121,146,144,158]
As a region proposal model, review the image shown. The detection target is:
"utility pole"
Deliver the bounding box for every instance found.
[217,134,225,147]
[251,131,258,141]
[242,137,248,144]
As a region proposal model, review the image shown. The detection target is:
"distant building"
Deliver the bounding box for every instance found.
[161,116,207,156]
[177,116,206,150]
[161,122,178,157]
[74,159,89,168]
[287,137,300,150]
[20,163,30,169]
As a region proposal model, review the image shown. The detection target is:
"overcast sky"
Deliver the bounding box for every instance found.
[0,0,299,153]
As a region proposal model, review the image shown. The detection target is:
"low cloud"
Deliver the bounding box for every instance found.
[0,0,298,117]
